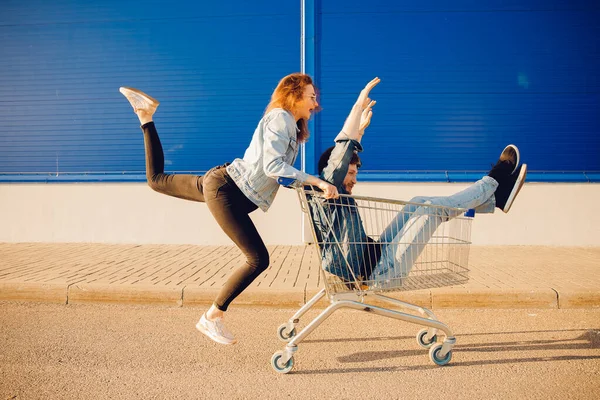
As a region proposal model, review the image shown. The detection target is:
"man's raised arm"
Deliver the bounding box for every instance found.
[320,79,378,192]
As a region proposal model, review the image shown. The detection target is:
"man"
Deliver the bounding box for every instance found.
[311,104,527,288]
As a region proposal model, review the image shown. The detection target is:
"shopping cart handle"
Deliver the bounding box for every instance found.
[464,209,476,217]
[277,177,297,188]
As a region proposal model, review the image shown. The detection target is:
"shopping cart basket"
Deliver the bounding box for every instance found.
[271,186,474,373]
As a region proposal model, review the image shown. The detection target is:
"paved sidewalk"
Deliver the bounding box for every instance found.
[0,243,599,309]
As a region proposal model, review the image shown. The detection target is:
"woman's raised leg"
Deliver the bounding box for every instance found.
[120,87,205,202]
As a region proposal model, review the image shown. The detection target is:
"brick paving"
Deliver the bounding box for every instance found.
[0,243,599,308]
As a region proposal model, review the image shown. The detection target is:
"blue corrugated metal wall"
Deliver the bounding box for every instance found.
[315,0,600,181]
[0,0,300,181]
[1,0,598,182]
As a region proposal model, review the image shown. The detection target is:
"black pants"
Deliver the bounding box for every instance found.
[141,122,269,311]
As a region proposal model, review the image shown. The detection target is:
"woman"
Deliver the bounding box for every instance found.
[119,74,379,345]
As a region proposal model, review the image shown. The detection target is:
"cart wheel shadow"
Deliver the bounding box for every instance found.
[292,328,600,375]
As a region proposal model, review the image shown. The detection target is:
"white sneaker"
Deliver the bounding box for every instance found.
[119,87,160,114]
[196,313,237,345]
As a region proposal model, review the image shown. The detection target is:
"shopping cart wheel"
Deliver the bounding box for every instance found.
[429,343,452,366]
[271,351,294,374]
[277,323,297,342]
[416,328,437,349]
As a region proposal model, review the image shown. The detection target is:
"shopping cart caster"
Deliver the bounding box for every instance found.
[271,351,294,374]
[429,343,453,366]
[416,328,437,349]
[277,323,297,342]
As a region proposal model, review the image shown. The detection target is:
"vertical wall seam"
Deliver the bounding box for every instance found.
[301,0,317,243]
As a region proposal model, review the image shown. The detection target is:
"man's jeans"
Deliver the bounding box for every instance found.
[371,176,498,286]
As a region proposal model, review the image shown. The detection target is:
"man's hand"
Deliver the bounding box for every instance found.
[356,77,380,109]
[359,99,376,134]
[342,77,381,141]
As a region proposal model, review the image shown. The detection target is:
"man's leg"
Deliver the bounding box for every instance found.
[372,176,498,284]
[371,145,525,286]
[379,177,498,245]
[379,195,431,244]
[474,197,495,214]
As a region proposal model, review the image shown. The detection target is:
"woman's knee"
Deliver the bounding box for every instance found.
[146,175,159,191]
[246,249,270,272]
[146,174,165,193]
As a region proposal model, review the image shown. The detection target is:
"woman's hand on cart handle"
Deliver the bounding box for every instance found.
[317,180,340,199]
[304,175,339,199]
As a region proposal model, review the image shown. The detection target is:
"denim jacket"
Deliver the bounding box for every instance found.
[227,108,310,211]
[309,133,379,281]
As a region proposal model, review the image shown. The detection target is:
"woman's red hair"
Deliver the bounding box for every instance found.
[265,73,319,143]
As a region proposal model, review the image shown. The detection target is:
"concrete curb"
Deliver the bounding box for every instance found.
[68,283,183,306]
[181,287,220,306]
[1,283,599,309]
[183,287,306,308]
[0,282,67,304]
[362,290,432,309]
[556,289,600,309]
[430,288,559,309]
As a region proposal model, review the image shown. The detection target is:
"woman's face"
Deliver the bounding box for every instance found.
[295,84,319,121]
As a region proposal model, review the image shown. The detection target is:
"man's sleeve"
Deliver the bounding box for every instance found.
[319,131,363,190]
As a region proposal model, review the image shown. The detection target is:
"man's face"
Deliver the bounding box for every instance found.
[343,163,359,194]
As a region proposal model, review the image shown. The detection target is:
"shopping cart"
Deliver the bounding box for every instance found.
[271,185,474,373]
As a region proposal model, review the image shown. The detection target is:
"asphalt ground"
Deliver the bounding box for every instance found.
[1,301,599,399]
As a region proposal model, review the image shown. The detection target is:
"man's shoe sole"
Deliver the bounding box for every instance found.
[503,163,527,213]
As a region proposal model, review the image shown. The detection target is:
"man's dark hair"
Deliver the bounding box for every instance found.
[317,145,362,175]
